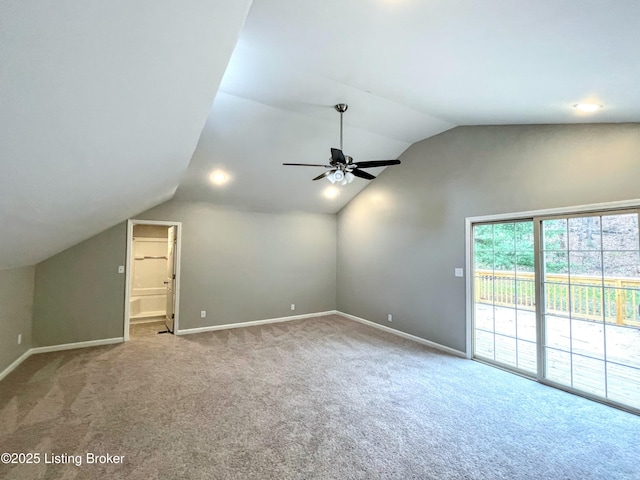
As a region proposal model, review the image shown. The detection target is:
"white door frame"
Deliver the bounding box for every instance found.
[124,219,183,341]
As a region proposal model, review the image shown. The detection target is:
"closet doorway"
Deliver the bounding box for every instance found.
[124,220,181,340]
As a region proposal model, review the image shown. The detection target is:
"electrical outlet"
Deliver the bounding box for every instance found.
[388,314,393,322]
[200,311,206,318]
[455,268,464,277]
[17,334,22,345]
[291,304,295,311]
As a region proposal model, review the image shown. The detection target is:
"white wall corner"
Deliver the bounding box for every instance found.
[337,311,467,358]
[0,350,33,382]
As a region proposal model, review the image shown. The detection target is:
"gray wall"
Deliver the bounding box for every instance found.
[138,200,336,329]
[31,200,336,345]
[33,223,127,346]
[0,267,35,373]
[337,124,640,353]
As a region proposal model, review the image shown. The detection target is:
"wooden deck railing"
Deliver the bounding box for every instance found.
[474,269,640,327]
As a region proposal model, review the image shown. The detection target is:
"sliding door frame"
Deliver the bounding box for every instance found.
[535,208,640,414]
[467,217,536,375]
[465,198,640,414]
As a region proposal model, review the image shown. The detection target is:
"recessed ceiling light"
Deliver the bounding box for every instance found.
[324,187,340,199]
[573,103,603,113]
[209,170,228,186]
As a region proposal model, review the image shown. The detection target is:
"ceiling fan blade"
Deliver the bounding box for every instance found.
[330,148,346,164]
[353,159,401,168]
[283,163,332,167]
[351,168,376,180]
[313,170,335,181]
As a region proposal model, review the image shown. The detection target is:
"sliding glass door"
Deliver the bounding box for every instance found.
[540,212,640,410]
[472,210,640,412]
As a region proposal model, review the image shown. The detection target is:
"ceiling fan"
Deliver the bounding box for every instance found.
[283,104,401,185]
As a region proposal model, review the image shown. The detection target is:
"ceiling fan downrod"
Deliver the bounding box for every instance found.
[335,103,348,151]
[281,102,400,183]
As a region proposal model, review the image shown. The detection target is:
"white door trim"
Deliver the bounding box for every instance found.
[124,219,183,341]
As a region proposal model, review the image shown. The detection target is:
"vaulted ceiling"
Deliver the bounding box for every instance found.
[179,0,640,213]
[2,0,640,269]
[0,0,252,269]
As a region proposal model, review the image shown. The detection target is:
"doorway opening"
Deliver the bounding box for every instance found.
[124,220,181,340]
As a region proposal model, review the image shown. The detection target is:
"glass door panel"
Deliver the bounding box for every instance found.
[473,220,536,374]
[541,212,640,411]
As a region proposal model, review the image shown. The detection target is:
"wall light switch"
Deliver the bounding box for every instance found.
[118,266,125,274]
[291,304,295,311]
[201,311,206,318]
[455,268,464,278]
[17,334,22,345]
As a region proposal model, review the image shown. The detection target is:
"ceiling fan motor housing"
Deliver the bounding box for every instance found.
[282,103,400,182]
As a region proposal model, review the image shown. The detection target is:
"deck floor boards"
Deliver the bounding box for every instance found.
[474,304,640,410]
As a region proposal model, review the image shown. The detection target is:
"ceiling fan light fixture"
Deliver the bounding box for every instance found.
[282,103,401,183]
[343,172,355,185]
[328,170,344,184]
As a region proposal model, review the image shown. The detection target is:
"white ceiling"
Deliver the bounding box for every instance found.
[178,0,640,213]
[0,0,251,269]
[3,0,640,268]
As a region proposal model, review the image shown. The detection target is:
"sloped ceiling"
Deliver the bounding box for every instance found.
[0,0,252,269]
[3,0,640,268]
[179,0,640,213]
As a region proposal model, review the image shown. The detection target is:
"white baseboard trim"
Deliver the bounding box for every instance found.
[0,337,124,383]
[337,311,466,358]
[0,349,33,382]
[1,312,463,381]
[176,310,338,336]
[30,337,124,355]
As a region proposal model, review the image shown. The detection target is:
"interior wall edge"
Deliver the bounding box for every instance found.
[0,349,32,383]
[32,222,127,347]
[0,337,124,383]
[336,123,640,355]
[337,311,466,358]
[0,265,35,375]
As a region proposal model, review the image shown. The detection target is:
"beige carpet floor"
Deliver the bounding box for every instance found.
[1,314,639,479]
